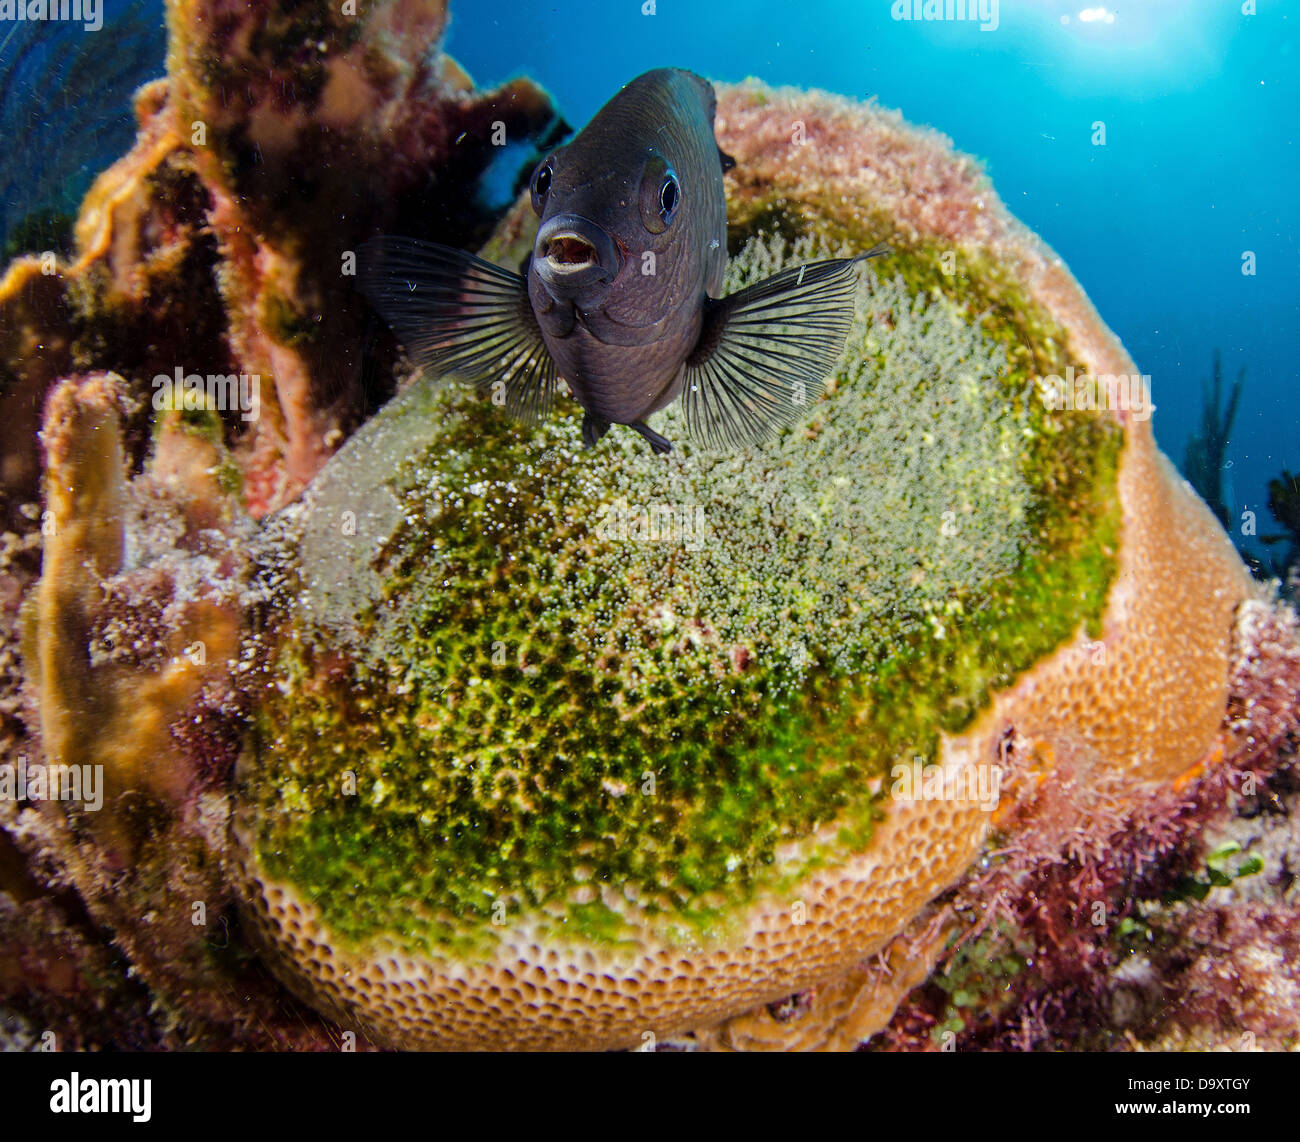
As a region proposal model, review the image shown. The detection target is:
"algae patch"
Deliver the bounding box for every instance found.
[240,229,1121,959]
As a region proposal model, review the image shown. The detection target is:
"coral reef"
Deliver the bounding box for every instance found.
[0,0,559,1049]
[229,84,1254,1050]
[873,596,1300,1051]
[8,371,335,1047]
[0,0,561,525]
[1,3,1293,1052]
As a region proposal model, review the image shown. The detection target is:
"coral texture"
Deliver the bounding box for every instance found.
[0,0,559,523]
[0,0,559,1049]
[229,84,1254,1050]
[1,7,1290,1053]
[873,596,1300,1052]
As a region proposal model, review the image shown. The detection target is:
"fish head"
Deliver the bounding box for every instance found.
[527,69,729,347]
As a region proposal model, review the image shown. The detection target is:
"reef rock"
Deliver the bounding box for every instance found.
[0,0,560,524]
[0,0,560,1049]
[2,3,1294,1053]
[230,84,1261,1050]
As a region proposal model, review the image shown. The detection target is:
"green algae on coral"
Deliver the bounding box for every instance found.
[239,224,1122,960]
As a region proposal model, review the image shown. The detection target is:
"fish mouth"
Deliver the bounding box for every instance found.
[533,214,620,301]
[544,235,598,268]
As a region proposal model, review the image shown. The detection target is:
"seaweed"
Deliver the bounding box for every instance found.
[1262,469,1300,590]
[1182,349,1244,533]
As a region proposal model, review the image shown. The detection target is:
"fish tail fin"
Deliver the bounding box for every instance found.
[683,249,884,449]
[357,236,558,424]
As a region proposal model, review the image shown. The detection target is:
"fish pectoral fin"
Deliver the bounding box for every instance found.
[629,421,673,455]
[682,246,889,449]
[357,236,559,425]
[581,412,611,449]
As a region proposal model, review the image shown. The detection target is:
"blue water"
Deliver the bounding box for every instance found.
[0,0,164,254]
[447,0,1300,568]
[5,0,1296,566]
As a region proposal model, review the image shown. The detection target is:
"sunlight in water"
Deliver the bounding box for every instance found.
[1076,7,1117,26]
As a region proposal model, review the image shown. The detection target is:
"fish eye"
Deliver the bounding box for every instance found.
[659,174,680,225]
[531,159,554,216]
[639,156,680,234]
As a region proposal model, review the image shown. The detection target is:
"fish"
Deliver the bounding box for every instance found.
[358,67,888,454]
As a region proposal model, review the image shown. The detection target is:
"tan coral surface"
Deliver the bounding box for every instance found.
[231,85,1250,1051]
[234,417,1248,1050]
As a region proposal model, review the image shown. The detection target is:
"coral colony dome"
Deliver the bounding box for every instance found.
[1,0,1298,1072]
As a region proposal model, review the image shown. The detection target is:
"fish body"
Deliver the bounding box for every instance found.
[359,68,887,453]
[525,69,726,432]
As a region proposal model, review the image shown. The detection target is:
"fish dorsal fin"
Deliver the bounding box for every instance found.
[358,236,558,424]
[682,244,888,449]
